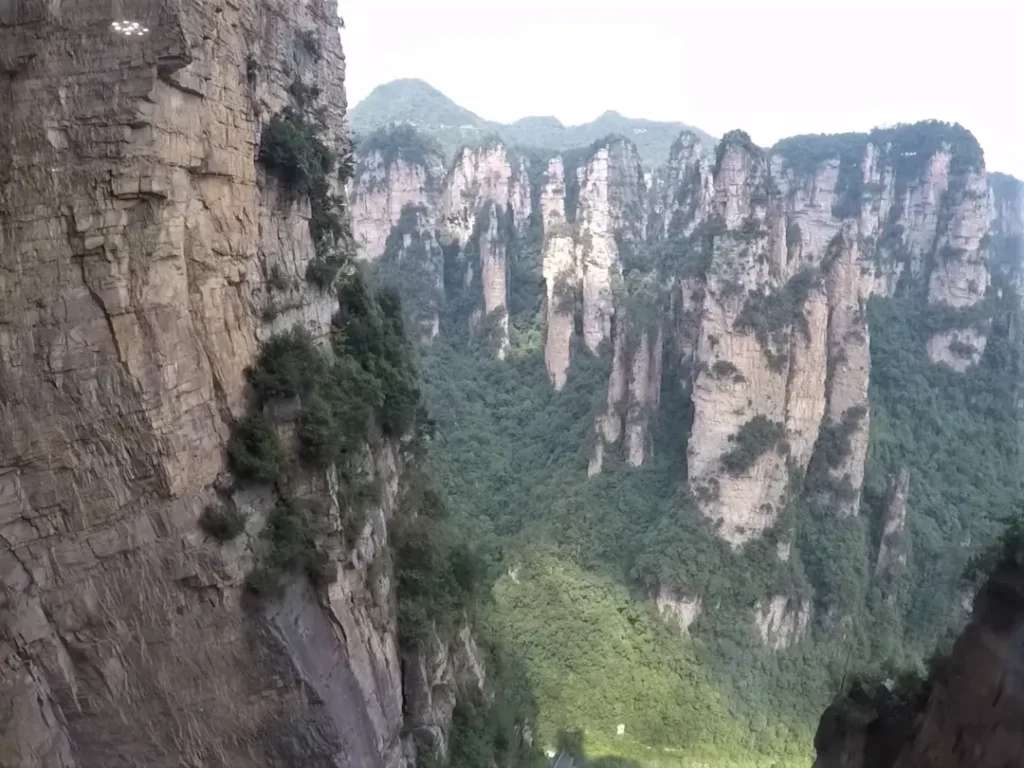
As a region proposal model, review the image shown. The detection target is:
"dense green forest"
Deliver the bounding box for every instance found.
[418,334,822,765]
[404,247,1021,768]
[413,286,1021,765]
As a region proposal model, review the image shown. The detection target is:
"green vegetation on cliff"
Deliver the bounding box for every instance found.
[859,290,1023,656]
[259,81,353,288]
[227,277,421,596]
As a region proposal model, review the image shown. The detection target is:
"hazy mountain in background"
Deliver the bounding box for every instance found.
[350,78,716,165]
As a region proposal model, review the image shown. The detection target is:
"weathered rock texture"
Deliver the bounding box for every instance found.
[0,2,476,766]
[754,595,811,651]
[655,586,702,635]
[540,156,576,389]
[402,623,489,758]
[350,140,446,264]
[678,129,994,545]
[875,469,910,585]
[813,553,1024,768]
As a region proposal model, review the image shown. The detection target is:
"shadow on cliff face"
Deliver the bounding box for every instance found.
[813,522,1024,768]
[812,676,926,768]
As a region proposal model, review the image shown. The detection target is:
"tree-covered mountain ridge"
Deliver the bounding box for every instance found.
[350,77,717,167]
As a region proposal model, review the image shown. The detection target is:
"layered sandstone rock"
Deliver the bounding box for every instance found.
[441,142,532,250]
[576,140,647,353]
[687,135,802,543]
[0,2,469,766]
[680,128,996,543]
[353,139,530,356]
[572,141,654,473]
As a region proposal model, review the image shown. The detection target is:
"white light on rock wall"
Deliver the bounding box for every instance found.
[111,19,149,36]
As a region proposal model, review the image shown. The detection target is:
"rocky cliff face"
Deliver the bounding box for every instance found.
[0,2,479,766]
[540,156,576,388]
[680,128,996,545]
[813,545,1024,768]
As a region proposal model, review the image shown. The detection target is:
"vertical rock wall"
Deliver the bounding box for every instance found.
[541,156,576,389]
[0,2,478,765]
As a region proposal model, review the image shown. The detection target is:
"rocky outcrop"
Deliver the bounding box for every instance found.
[680,127,994,544]
[576,141,647,353]
[351,137,531,356]
[926,327,988,371]
[589,315,664,476]
[925,164,991,309]
[989,173,1024,317]
[656,587,702,634]
[623,324,665,467]
[687,134,805,543]
[875,469,910,588]
[350,137,446,263]
[754,595,811,650]
[817,235,872,517]
[0,2,470,766]
[650,131,715,241]
[477,203,511,358]
[440,143,529,354]
[813,545,1024,768]
[570,141,655,473]
[541,157,576,389]
[377,204,446,342]
[441,142,532,250]
[402,623,489,760]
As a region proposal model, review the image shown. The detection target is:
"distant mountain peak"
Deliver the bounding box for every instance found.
[510,115,565,130]
[351,79,485,138]
[351,79,716,167]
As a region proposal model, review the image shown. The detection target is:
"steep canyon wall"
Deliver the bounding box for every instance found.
[0,2,479,766]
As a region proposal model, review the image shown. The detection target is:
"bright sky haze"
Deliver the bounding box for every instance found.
[340,0,1023,176]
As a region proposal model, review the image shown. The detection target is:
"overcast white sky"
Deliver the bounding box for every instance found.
[340,0,1024,176]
